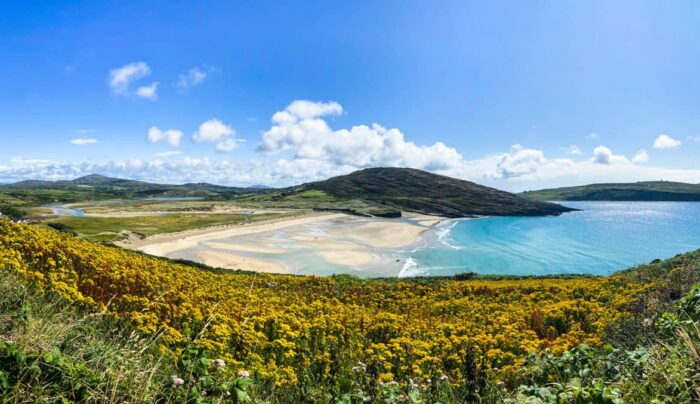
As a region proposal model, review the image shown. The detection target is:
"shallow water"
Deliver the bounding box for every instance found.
[404,201,700,277]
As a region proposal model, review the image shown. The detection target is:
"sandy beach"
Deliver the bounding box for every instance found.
[118,211,446,274]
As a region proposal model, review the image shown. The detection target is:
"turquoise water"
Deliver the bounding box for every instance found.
[403,202,700,277]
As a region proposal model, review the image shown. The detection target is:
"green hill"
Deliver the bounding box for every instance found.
[235,167,575,217]
[0,174,253,207]
[521,181,700,201]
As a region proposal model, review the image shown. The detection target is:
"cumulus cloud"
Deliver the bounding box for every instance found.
[193,119,234,142]
[148,127,183,147]
[259,100,462,171]
[135,82,159,100]
[654,134,681,149]
[108,62,151,95]
[2,146,700,191]
[70,138,98,145]
[177,67,208,90]
[592,146,628,165]
[193,118,238,152]
[494,145,546,179]
[632,149,649,164]
[563,145,583,155]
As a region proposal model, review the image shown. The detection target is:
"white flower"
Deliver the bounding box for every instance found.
[237,370,250,378]
[212,358,226,368]
[171,376,185,387]
[440,374,449,381]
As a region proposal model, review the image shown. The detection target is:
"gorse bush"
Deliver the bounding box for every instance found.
[0,272,253,403]
[2,218,700,402]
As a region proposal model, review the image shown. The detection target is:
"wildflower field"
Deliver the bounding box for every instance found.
[2,218,700,402]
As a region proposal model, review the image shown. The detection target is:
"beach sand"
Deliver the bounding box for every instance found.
[196,251,288,274]
[118,211,446,274]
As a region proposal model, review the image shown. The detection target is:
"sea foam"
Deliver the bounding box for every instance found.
[398,257,424,278]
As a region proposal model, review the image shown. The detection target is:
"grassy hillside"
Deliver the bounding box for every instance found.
[0,174,254,209]
[3,218,700,401]
[521,180,700,201]
[235,167,574,217]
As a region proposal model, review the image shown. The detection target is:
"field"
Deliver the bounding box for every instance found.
[3,218,700,401]
[48,211,293,242]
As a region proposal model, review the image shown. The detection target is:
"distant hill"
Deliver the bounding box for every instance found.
[0,174,253,206]
[247,184,274,190]
[521,181,700,201]
[235,167,575,217]
[3,174,248,194]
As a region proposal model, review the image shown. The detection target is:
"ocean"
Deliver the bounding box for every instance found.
[400,201,700,277]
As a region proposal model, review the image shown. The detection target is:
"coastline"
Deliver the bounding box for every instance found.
[117,211,447,274]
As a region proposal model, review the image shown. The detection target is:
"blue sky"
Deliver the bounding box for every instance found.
[1,0,699,190]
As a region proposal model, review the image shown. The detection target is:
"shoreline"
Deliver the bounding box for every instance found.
[117,211,447,274]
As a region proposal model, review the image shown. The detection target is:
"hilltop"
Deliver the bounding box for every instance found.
[521,181,700,201]
[235,167,574,217]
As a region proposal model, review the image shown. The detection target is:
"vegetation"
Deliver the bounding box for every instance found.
[0,271,252,402]
[5,218,700,401]
[48,211,293,242]
[0,174,258,210]
[235,167,574,217]
[0,204,25,220]
[4,170,575,221]
[521,180,700,201]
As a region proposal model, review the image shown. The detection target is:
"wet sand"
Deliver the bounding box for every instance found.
[118,211,445,274]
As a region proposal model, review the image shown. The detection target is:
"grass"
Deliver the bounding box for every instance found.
[0,271,254,403]
[0,272,172,402]
[47,211,292,242]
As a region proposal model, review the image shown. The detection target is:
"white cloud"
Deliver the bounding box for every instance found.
[688,136,700,142]
[177,67,208,90]
[192,119,238,152]
[653,134,681,149]
[154,151,183,158]
[135,82,159,100]
[563,145,582,155]
[108,62,151,95]
[70,138,98,145]
[632,149,649,164]
[592,145,628,165]
[259,100,462,171]
[215,138,239,152]
[193,118,234,142]
[148,127,183,147]
[494,145,546,178]
[3,148,700,192]
[587,132,600,140]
